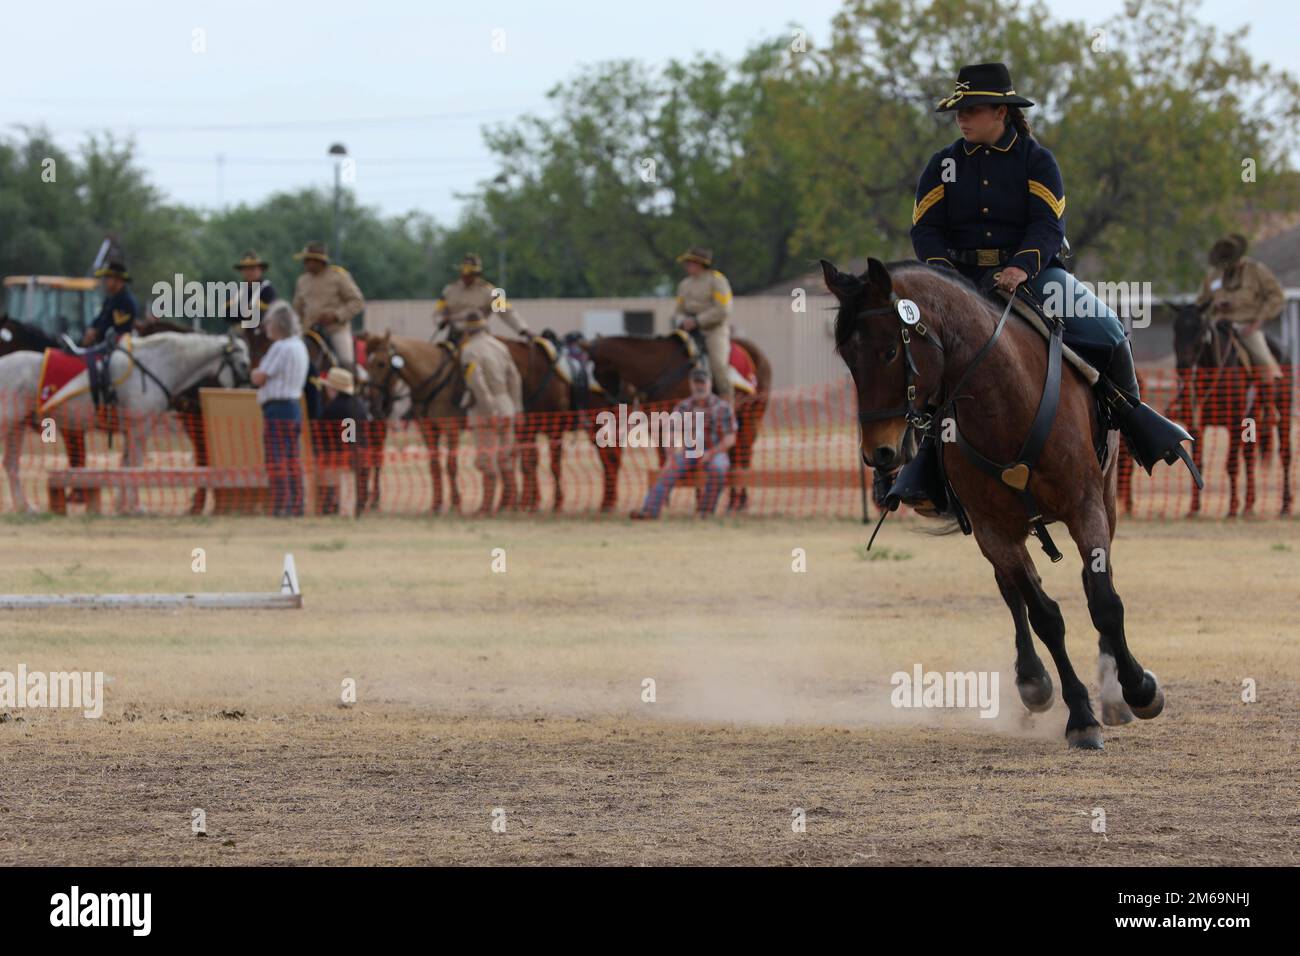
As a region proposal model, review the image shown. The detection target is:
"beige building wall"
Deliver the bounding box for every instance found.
[364,294,848,391]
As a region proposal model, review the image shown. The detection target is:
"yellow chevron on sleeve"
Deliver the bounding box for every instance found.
[112,310,133,326]
[465,361,477,380]
[1028,180,1066,218]
[434,298,446,310]
[712,289,732,305]
[912,184,945,225]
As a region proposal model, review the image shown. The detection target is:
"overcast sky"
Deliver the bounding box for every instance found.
[3,0,1295,227]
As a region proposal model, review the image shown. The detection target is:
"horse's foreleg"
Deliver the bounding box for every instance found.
[518,423,539,512]
[1186,427,1204,516]
[447,426,462,512]
[1226,425,1242,517]
[1280,414,1294,517]
[423,421,443,513]
[994,569,1053,714]
[598,443,621,513]
[1069,499,1163,728]
[549,428,564,513]
[4,422,32,512]
[1243,413,1258,515]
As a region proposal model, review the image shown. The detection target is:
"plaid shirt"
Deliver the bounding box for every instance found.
[673,393,735,452]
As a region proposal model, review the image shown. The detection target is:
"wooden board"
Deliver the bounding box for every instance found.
[199,388,315,514]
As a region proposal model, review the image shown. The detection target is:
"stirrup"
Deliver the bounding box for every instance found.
[1118,401,1204,489]
[885,438,948,513]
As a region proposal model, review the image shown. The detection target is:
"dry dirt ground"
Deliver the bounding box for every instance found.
[0,514,1295,865]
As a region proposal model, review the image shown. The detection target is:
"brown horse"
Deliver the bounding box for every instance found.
[824,258,1166,750]
[501,336,617,513]
[584,333,771,512]
[1171,304,1293,517]
[363,332,466,513]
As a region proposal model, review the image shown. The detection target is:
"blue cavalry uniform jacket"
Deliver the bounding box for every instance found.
[90,287,140,339]
[910,125,1066,283]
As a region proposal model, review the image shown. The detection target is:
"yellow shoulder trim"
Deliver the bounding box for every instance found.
[912,184,945,225]
[1027,180,1066,218]
[465,361,477,380]
[712,290,733,305]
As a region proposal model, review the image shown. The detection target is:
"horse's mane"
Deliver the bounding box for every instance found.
[832,260,994,356]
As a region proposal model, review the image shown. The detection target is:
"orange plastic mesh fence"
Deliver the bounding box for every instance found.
[0,367,1293,518]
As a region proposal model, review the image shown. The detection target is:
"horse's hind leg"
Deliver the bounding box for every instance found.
[977,527,1098,747]
[1068,498,1164,726]
[994,569,1053,713]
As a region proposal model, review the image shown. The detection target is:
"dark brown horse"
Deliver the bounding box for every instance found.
[1171,304,1293,516]
[824,258,1166,750]
[584,333,771,512]
[502,336,616,513]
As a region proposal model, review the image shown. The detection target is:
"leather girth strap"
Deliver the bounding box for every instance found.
[951,316,1066,562]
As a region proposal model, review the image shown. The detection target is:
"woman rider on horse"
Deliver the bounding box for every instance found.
[895,62,1197,509]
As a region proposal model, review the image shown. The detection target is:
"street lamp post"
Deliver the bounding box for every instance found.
[328,143,348,260]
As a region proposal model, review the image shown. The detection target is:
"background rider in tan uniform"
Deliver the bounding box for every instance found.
[671,246,734,404]
[292,241,365,372]
[435,253,531,343]
[459,308,523,515]
[1196,233,1284,381]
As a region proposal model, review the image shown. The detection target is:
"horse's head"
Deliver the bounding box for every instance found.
[219,332,252,387]
[822,257,930,472]
[363,331,404,420]
[1170,302,1210,370]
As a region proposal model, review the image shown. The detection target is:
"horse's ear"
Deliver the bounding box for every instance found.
[383,330,391,343]
[865,258,893,295]
[820,259,860,302]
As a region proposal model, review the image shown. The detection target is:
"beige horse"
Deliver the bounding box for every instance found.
[363,332,467,513]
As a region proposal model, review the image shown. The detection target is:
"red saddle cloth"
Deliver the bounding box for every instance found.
[729,341,758,389]
[38,349,87,409]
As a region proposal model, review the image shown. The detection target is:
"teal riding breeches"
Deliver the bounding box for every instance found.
[1024,266,1127,351]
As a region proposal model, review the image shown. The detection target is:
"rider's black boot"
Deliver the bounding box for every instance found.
[884,434,949,514]
[1102,339,1203,488]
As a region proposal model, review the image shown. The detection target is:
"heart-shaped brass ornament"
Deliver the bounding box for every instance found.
[1001,463,1030,491]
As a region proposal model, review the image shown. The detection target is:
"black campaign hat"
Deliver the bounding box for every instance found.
[935,62,1034,112]
[94,261,131,282]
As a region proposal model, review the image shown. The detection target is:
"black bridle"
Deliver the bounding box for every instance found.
[853,288,1066,562]
[366,344,463,421]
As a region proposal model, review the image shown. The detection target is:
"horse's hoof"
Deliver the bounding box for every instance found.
[1126,670,1165,720]
[1066,725,1105,750]
[1016,674,1054,713]
[1101,700,1135,725]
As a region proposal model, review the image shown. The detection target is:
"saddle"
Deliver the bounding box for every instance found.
[532,333,606,409]
[40,334,135,417]
[668,329,759,395]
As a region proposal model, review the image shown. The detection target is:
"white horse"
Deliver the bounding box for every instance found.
[0,332,250,512]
